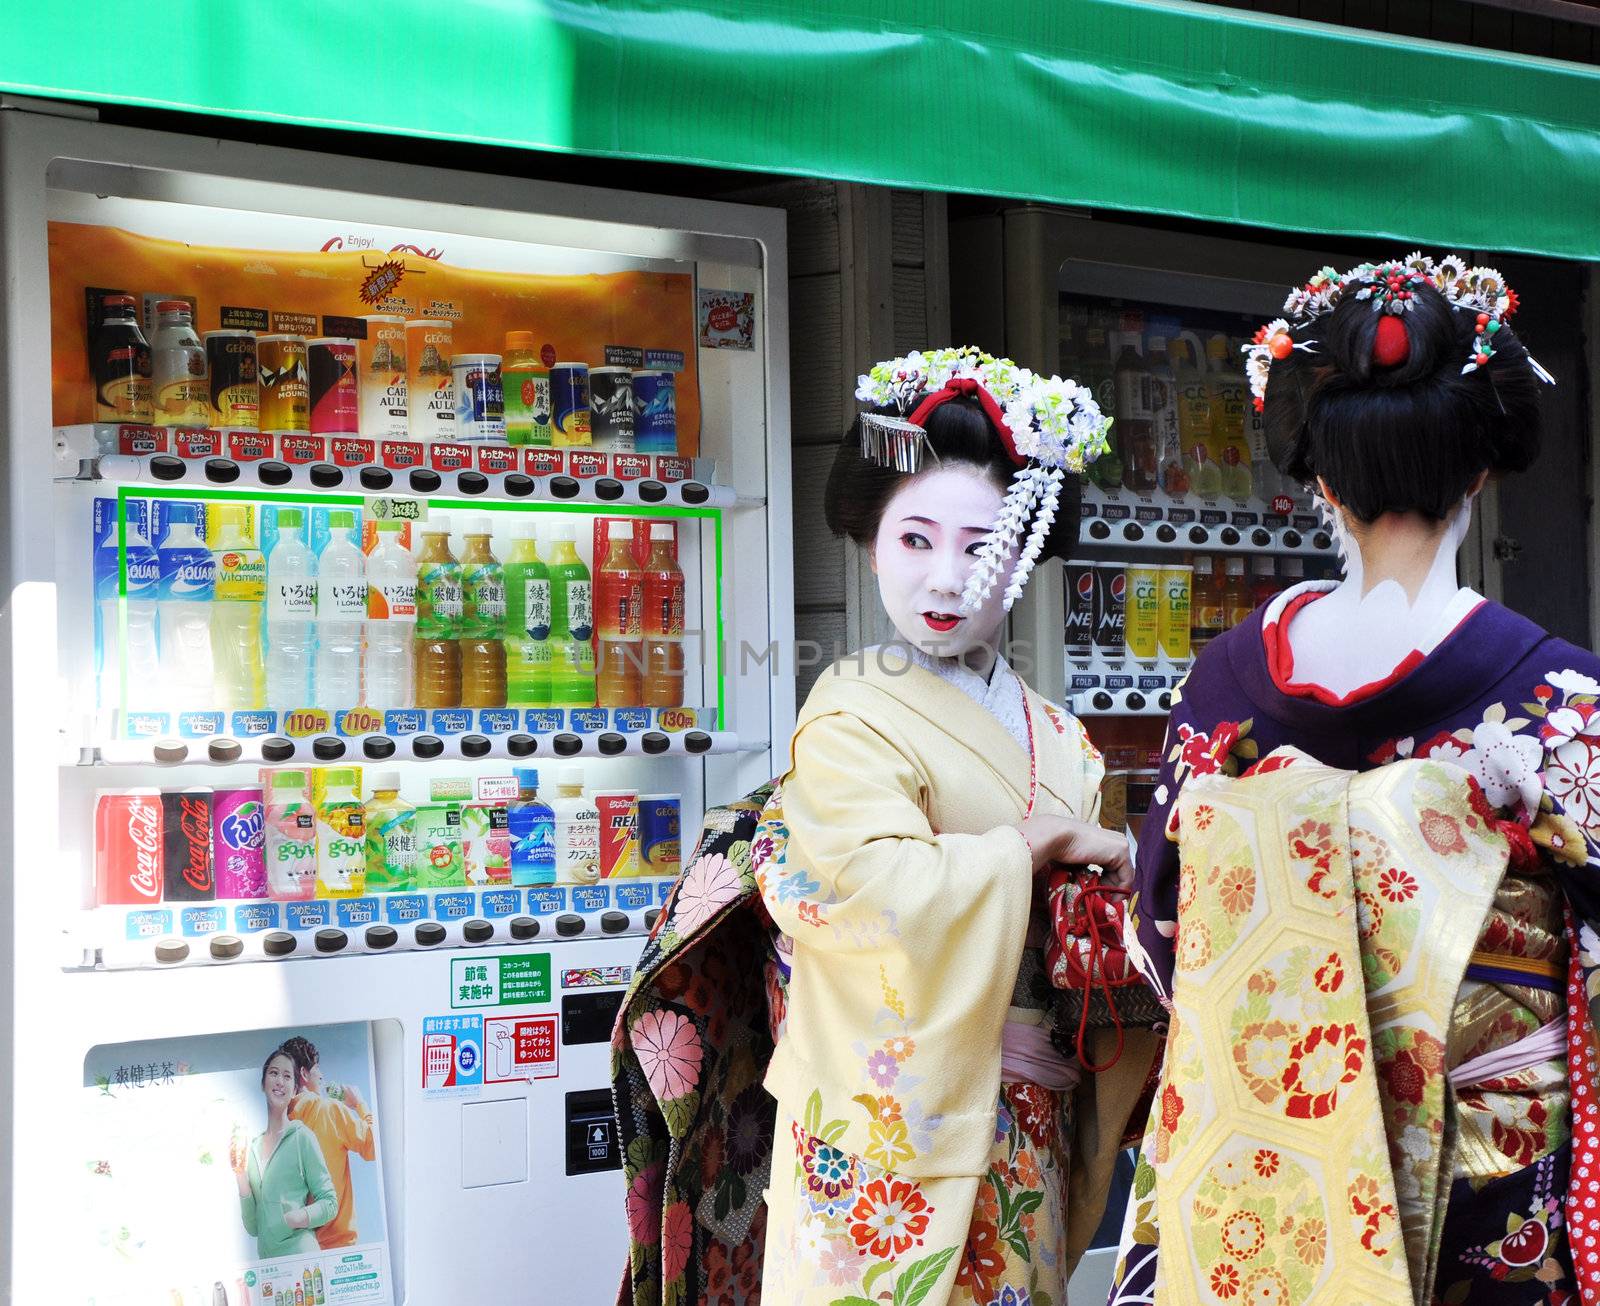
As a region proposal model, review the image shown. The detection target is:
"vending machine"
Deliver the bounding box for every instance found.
[0,103,791,1303]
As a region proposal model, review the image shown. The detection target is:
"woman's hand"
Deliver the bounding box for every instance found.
[1017,815,1133,887]
[283,1204,311,1231]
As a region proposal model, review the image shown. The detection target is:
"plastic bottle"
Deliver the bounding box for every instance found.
[263,768,316,901]
[265,508,317,710]
[364,771,417,892]
[1081,321,1123,490]
[1170,334,1221,498]
[1222,556,1253,630]
[504,520,552,707]
[208,504,266,709]
[313,767,366,897]
[151,300,210,428]
[1233,335,1281,504]
[97,513,161,714]
[414,517,463,709]
[642,522,686,708]
[1145,333,1188,496]
[1208,335,1256,501]
[315,510,366,708]
[549,768,601,885]
[460,516,507,707]
[595,519,643,708]
[1189,555,1225,654]
[507,768,557,887]
[365,519,416,709]
[156,512,216,710]
[502,331,549,447]
[546,521,597,707]
[1250,554,1279,608]
[1112,327,1157,493]
[1280,556,1307,592]
[92,294,154,426]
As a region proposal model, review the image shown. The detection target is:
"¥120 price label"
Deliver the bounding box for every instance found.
[450,953,552,1009]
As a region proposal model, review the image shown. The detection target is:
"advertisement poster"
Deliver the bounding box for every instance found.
[697,288,755,350]
[48,219,701,452]
[77,1023,391,1306]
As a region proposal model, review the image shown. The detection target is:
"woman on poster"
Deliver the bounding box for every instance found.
[1111,256,1600,1303]
[754,350,1158,1305]
[281,1034,376,1250]
[233,1046,337,1260]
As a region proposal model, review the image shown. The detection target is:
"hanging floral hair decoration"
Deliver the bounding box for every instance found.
[1243,252,1555,412]
[855,346,1111,613]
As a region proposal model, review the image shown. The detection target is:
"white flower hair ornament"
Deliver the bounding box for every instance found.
[1243,252,1556,412]
[854,347,1111,613]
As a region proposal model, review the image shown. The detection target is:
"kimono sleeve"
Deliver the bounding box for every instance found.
[1127,702,1195,1004]
[763,708,1033,953]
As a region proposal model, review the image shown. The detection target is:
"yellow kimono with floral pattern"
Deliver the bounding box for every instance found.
[760,651,1156,1306]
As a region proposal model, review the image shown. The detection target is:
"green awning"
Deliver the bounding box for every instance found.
[8,0,1600,260]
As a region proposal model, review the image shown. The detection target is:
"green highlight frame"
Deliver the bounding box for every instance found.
[115,484,728,729]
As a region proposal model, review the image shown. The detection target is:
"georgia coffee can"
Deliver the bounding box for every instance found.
[95,790,165,906]
[631,371,676,454]
[588,366,636,453]
[257,334,310,433]
[162,788,216,901]
[205,330,259,430]
[1065,559,1095,664]
[308,338,360,436]
[1092,562,1127,663]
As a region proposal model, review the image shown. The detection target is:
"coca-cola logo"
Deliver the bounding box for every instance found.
[176,798,213,892]
[127,801,162,898]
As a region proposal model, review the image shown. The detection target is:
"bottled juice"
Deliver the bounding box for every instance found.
[1081,322,1122,490]
[415,517,463,708]
[263,769,316,902]
[459,517,507,707]
[1208,335,1255,501]
[504,521,553,707]
[462,800,511,885]
[1222,556,1253,629]
[546,521,597,707]
[596,520,643,708]
[1146,334,1187,496]
[1250,555,1278,608]
[642,522,686,708]
[1170,334,1221,498]
[364,771,417,892]
[209,504,266,709]
[313,767,365,898]
[1112,326,1157,494]
[1190,555,1226,653]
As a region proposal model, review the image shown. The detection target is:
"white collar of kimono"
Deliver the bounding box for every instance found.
[1263,579,1485,662]
[904,645,1030,755]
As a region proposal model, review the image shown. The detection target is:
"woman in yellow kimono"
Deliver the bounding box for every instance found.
[758,348,1156,1306]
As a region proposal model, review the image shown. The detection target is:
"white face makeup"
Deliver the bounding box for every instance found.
[871,464,1015,667]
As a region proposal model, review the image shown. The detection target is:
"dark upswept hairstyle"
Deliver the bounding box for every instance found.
[823,396,1081,560]
[279,1035,320,1089]
[1264,277,1542,523]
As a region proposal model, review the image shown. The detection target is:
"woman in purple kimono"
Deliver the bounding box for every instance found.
[1115,254,1600,1303]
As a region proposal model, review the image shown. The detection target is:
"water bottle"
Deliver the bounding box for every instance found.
[95,513,161,713]
[209,503,265,709]
[365,519,417,709]
[156,512,215,709]
[265,508,317,710]
[315,510,366,707]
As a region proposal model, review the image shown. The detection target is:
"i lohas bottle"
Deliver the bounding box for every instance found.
[265,508,317,711]
[507,768,557,887]
[365,519,417,710]
[96,512,162,714]
[503,519,552,708]
[315,509,367,708]
[414,516,463,708]
[459,516,507,708]
[546,521,596,707]
[208,504,265,709]
[156,511,216,710]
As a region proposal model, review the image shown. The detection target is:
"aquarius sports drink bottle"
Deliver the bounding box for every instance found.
[95,512,161,714]
[208,504,266,709]
[546,521,596,706]
[503,520,552,707]
[365,519,417,709]
[315,510,366,707]
[265,508,317,710]
[156,513,216,709]
[414,517,463,708]
[459,516,507,707]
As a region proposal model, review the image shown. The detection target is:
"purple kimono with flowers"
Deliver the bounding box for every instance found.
[1119,584,1600,1304]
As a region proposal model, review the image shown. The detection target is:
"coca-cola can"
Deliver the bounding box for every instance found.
[95,790,164,906]
[162,788,215,902]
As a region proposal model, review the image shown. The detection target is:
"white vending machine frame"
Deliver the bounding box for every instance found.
[0,101,794,1303]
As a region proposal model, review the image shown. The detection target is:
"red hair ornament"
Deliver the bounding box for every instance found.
[1373,314,1410,369]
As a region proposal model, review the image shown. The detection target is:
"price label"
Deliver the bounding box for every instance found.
[656,708,697,734]
[337,707,386,736]
[283,708,332,737]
